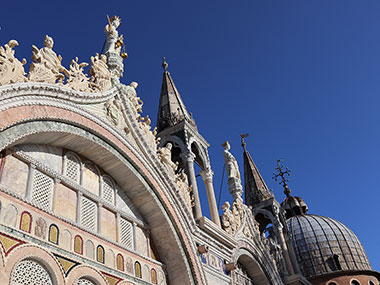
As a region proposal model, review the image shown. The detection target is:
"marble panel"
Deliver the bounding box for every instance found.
[1,155,28,198]
[53,184,77,222]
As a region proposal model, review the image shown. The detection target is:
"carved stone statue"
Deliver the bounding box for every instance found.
[157,142,178,176]
[105,15,123,55]
[175,171,193,208]
[104,98,122,126]
[89,53,111,92]
[0,40,27,85]
[222,141,241,180]
[66,57,90,92]
[221,201,235,235]
[222,141,243,198]
[28,35,68,83]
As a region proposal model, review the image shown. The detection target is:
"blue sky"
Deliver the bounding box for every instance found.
[1,0,380,271]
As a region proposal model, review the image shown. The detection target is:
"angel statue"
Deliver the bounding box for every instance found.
[28,35,68,83]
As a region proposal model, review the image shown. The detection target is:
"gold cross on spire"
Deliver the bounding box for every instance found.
[272,159,292,197]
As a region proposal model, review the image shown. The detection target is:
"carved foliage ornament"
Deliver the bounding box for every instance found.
[0,40,27,85]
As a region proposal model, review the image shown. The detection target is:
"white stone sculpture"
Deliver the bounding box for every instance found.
[223,141,241,180]
[222,141,243,198]
[0,40,27,85]
[157,142,178,177]
[66,57,90,92]
[28,35,68,84]
[221,201,235,235]
[104,98,122,126]
[89,53,111,92]
[175,171,193,208]
[104,15,124,56]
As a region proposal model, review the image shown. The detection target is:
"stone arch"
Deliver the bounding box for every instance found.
[232,239,283,285]
[2,244,66,285]
[66,265,107,285]
[233,248,271,285]
[0,99,203,284]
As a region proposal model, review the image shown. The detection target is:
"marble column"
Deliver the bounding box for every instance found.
[275,223,294,276]
[181,151,202,220]
[200,168,221,227]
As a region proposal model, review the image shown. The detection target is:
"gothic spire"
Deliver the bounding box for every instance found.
[156,57,195,133]
[241,134,273,206]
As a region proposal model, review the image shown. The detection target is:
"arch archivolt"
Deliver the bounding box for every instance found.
[66,265,108,285]
[232,239,283,285]
[1,244,66,285]
[0,91,205,284]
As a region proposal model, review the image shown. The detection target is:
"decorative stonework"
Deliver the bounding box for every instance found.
[175,171,193,209]
[29,35,68,84]
[66,57,90,92]
[221,198,259,239]
[89,53,111,92]
[0,40,27,86]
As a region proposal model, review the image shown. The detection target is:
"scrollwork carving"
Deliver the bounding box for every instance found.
[66,57,90,92]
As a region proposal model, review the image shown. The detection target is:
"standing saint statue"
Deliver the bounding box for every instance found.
[222,141,241,180]
[222,141,243,198]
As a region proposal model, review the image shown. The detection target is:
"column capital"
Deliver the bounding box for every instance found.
[180,151,196,162]
[200,168,214,182]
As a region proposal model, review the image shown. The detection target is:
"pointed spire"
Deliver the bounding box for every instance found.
[156,57,196,133]
[241,134,273,206]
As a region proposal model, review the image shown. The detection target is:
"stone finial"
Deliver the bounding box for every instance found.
[162,57,168,71]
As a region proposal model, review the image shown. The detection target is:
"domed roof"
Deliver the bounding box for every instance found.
[281,196,308,219]
[287,214,372,279]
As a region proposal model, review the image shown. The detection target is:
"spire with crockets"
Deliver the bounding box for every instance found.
[156,57,196,133]
[240,134,273,206]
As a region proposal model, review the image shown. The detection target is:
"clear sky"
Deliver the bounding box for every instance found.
[1,0,380,271]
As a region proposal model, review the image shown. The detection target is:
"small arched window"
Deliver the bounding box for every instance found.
[328,282,338,285]
[101,176,115,205]
[351,280,360,285]
[74,235,83,254]
[116,254,124,271]
[19,211,32,233]
[135,261,142,278]
[369,281,375,285]
[151,269,157,284]
[48,224,59,244]
[64,152,81,183]
[97,245,105,263]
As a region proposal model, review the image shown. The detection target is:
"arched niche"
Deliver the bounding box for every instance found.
[0,100,203,284]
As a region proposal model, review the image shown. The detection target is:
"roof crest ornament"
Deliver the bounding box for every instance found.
[272,159,292,197]
[162,57,168,72]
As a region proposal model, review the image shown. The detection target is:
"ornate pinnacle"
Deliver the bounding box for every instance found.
[240,133,249,150]
[162,57,168,71]
[272,159,292,197]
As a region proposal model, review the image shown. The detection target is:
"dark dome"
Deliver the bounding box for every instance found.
[287,214,372,279]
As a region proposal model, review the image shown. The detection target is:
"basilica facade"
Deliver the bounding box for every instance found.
[0,16,377,285]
